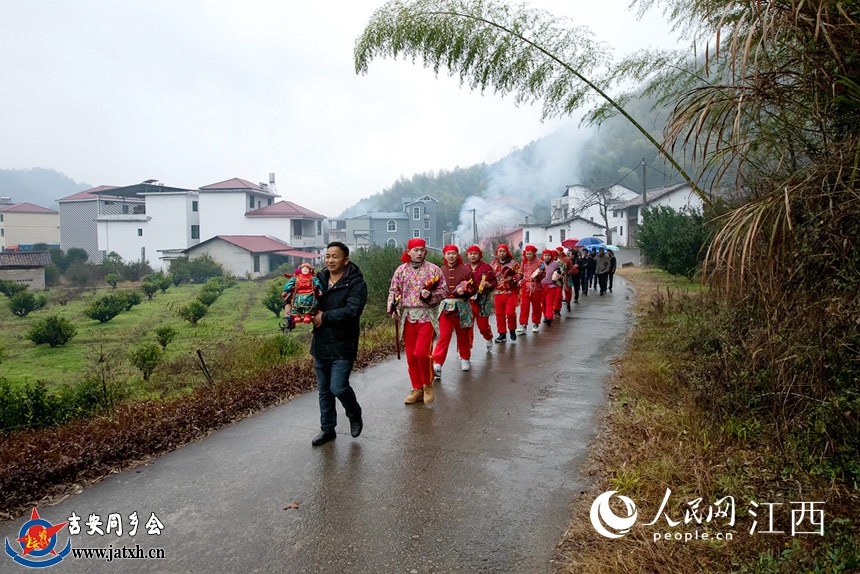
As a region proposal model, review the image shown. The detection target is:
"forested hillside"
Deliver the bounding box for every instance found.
[0,168,91,209]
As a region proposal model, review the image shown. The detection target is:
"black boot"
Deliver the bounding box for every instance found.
[494,333,506,343]
[312,429,336,446]
[509,329,517,341]
[566,302,571,312]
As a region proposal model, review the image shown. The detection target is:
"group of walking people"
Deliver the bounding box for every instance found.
[386,238,617,405]
[288,238,617,446]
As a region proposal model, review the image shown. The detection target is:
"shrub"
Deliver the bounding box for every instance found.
[178,300,208,326]
[197,290,219,306]
[105,273,121,288]
[120,291,142,310]
[129,344,162,381]
[637,206,712,280]
[154,326,177,349]
[201,276,234,294]
[84,293,126,323]
[27,315,77,347]
[262,280,286,317]
[9,291,47,317]
[0,280,28,298]
[140,282,159,301]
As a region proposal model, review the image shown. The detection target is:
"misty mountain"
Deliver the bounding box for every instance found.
[340,103,686,238]
[0,168,91,209]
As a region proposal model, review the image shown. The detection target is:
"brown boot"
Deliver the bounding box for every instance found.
[422,384,435,404]
[404,388,424,404]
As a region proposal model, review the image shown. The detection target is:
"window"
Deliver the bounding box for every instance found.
[524,231,529,242]
[387,219,397,232]
[413,229,421,238]
[560,230,566,241]
[548,234,552,243]
[0,214,3,222]
[137,228,143,237]
[387,238,397,247]
[122,204,129,214]
[317,220,322,235]
[191,225,200,239]
[620,227,623,236]
[253,255,260,273]
[249,195,255,209]
[0,229,3,237]
[412,206,420,220]
[267,198,273,206]
[192,201,198,212]
[424,220,430,230]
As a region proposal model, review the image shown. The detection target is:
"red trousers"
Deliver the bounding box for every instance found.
[543,285,560,319]
[519,287,542,326]
[433,311,472,365]
[470,300,494,345]
[494,292,518,334]
[562,283,572,304]
[403,320,435,390]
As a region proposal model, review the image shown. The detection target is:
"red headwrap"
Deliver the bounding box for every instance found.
[496,244,509,253]
[401,238,427,263]
[556,246,564,253]
[467,244,482,257]
[542,249,554,257]
[443,244,463,265]
[524,245,537,253]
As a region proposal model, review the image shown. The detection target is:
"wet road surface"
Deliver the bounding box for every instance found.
[1,278,633,573]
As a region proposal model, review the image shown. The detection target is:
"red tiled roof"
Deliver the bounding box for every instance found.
[58,185,121,202]
[0,252,53,267]
[199,178,265,192]
[246,200,325,219]
[0,202,57,214]
[274,249,323,259]
[205,235,292,253]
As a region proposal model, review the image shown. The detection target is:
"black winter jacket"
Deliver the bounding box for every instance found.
[310,261,368,361]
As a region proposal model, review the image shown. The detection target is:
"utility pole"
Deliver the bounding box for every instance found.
[471,209,478,245]
[641,157,647,206]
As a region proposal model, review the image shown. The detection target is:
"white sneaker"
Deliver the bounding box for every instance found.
[433,363,442,378]
[460,359,471,371]
[485,338,493,352]
[532,324,539,333]
[515,325,526,335]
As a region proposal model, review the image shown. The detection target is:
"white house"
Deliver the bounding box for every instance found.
[521,216,606,251]
[92,176,327,272]
[552,184,639,228]
[94,181,199,271]
[184,235,321,279]
[609,183,703,247]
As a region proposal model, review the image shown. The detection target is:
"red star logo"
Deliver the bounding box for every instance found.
[16,508,68,556]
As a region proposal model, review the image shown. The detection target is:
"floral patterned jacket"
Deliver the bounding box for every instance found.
[387,261,448,335]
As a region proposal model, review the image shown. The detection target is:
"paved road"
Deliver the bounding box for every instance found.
[1,278,633,574]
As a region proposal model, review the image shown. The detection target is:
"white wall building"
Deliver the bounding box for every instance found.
[609,184,703,247]
[521,216,606,251]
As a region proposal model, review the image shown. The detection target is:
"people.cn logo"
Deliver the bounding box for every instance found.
[590,490,638,538]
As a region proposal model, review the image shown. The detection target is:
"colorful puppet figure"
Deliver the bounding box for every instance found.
[282,263,322,323]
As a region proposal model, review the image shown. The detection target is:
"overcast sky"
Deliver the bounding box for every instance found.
[2,0,680,216]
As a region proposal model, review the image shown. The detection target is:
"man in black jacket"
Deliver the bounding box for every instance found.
[284,242,368,447]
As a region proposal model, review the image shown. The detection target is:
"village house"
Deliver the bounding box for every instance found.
[0,199,60,252]
[0,251,52,290]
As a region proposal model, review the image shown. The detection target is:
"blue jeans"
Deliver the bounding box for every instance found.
[313,358,361,432]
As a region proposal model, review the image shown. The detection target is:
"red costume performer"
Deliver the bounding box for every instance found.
[539,249,561,325]
[465,245,498,352]
[432,245,478,374]
[491,244,522,343]
[387,238,448,405]
[556,247,573,313]
[518,245,545,333]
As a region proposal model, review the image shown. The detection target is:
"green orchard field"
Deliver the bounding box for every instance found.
[0,278,299,395]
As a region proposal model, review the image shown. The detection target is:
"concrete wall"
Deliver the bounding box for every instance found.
[0,268,45,290]
[1,212,60,250]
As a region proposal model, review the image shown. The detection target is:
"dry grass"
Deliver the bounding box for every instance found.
[554,267,859,573]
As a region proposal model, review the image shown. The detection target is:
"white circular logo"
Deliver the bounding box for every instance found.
[590,490,638,538]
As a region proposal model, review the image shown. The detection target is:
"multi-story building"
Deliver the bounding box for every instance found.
[342,194,442,251]
[609,184,702,247]
[88,176,326,273]
[58,186,140,263]
[0,200,60,252]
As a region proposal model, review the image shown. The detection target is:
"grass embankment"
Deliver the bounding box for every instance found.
[0,281,285,393]
[555,267,859,573]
